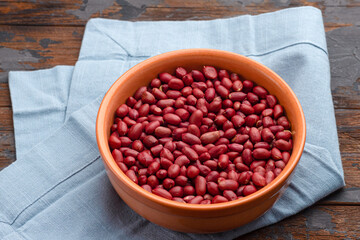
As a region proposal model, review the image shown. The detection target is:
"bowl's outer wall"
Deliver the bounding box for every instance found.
[105,163,282,233]
[96,49,306,233]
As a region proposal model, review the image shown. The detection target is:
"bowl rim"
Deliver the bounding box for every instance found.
[96,48,306,211]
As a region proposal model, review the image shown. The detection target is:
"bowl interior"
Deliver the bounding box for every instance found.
[96,49,306,210]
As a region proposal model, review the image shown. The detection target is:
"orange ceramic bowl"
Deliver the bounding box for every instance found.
[96,49,306,233]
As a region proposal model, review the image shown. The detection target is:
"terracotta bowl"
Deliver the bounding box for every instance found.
[96,49,306,233]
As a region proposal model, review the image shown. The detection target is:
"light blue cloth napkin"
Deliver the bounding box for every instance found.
[1,6,345,239]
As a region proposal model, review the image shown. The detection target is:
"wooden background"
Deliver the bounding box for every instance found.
[0,0,359,239]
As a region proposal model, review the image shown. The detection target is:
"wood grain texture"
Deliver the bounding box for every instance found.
[336,109,360,154]
[0,132,15,166]
[0,25,83,74]
[0,25,83,92]
[0,83,11,107]
[242,205,360,239]
[0,0,359,30]
[0,107,13,131]
[328,26,360,109]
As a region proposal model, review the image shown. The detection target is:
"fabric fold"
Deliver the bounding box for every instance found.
[9,66,74,157]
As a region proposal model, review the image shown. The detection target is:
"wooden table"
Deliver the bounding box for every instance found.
[0,1,359,238]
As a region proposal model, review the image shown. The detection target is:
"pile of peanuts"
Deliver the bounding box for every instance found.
[109,66,292,204]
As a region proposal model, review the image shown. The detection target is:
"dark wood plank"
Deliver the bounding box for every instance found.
[341,153,360,190]
[336,109,360,154]
[323,187,360,205]
[0,25,83,75]
[0,0,359,31]
[0,131,15,168]
[327,26,360,109]
[241,205,360,239]
[0,83,11,107]
[0,107,13,132]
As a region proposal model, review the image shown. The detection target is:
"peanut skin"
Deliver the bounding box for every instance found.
[111,66,293,204]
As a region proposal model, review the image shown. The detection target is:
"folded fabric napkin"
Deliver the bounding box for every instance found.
[0,6,344,239]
